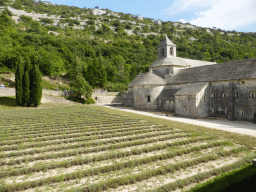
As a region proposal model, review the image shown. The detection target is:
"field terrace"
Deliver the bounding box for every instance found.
[0,105,255,192]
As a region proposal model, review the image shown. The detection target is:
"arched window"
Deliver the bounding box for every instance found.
[225,108,228,115]
[249,91,255,98]
[170,47,173,55]
[240,109,245,116]
[147,95,151,102]
[212,92,216,98]
[222,92,226,98]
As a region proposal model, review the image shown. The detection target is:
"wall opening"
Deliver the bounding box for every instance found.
[236,92,239,98]
[204,96,206,102]
[240,109,244,116]
[212,107,215,114]
[147,95,151,102]
[212,92,216,98]
[184,106,187,112]
[249,91,255,98]
[170,47,173,56]
[161,49,164,56]
[225,108,228,115]
[222,92,226,98]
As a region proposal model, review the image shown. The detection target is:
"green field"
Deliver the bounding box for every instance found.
[0,102,255,192]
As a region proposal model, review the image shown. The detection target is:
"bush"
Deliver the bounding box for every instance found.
[85,97,95,104]
[19,15,33,23]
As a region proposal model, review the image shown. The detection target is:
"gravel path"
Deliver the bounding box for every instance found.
[103,105,256,138]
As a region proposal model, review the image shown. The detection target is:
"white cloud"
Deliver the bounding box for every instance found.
[164,0,222,16]
[165,0,256,31]
[190,0,256,30]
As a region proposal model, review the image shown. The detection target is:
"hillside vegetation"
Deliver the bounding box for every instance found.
[0,0,256,91]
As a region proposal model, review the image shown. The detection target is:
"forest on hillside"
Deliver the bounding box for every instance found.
[1,0,256,91]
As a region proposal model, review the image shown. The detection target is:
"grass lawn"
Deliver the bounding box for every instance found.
[0,96,255,192]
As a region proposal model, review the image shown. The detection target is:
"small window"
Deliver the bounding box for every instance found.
[225,108,228,115]
[184,106,187,112]
[240,109,245,116]
[159,99,161,104]
[212,108,215,114]
[147,95,151,102]
[249,91,255,98]
[212,92,216,98]
[222,92,226,98]
[236,92,239,98]
[204,96,207,102]
[161,49,164,56]
[170,47,173,55]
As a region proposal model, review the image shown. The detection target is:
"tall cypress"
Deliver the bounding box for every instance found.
[30,65,42,107]
[22,71,30,106]
[15,64,24,106]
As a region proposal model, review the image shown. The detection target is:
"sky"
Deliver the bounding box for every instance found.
[46,0,256,33]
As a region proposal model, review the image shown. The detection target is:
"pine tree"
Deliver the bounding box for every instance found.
[30,65,42,107]
[22,71,30,106]
[15,61,24,106]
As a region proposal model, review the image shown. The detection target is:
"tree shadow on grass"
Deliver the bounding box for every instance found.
[0,97,18,108]
[191,164,256,192]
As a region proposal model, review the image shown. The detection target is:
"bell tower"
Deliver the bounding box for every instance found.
[157,36,176,58]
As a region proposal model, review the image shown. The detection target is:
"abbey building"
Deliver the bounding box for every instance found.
[123,36,256,122]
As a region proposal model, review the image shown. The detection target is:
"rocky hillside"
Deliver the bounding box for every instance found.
[0,0,256,91]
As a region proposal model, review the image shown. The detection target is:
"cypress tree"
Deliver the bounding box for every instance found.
[30,65,42,107]
[22,71,30,106]
[15,63,24,106]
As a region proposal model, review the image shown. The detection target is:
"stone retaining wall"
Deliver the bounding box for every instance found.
[92,92,123,104]
[41,95,76,104]
[0,88,15,96]
[0,88,123,104]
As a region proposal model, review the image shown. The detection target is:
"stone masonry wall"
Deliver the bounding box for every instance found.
[92,92,122,104]
[175,95,197,118]
[0,88,15,96]
[210,80,256,122]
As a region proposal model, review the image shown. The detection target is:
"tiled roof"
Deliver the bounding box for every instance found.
[149,56,216,68]
[167,58,256,84]
[157,36,176,48]
[128,72,166,87]
[175,82,209,96]
[158,88,180,100]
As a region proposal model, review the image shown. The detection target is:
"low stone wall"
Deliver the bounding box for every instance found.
[0,88,15,96]
[92,92,123,104]
[0,88,123,104]
[41,95,76,104]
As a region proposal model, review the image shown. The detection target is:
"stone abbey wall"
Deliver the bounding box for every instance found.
[210,80,256,122]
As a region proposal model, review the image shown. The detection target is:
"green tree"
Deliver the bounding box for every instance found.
[15,56,24,106]
[70,75,92,99]
[84,57,106,88]
[30,65,42,107]
[22,71,30,106]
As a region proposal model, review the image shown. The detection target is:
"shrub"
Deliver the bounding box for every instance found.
[85,97,95,104]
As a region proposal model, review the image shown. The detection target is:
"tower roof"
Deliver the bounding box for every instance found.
[157,36,176,48]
